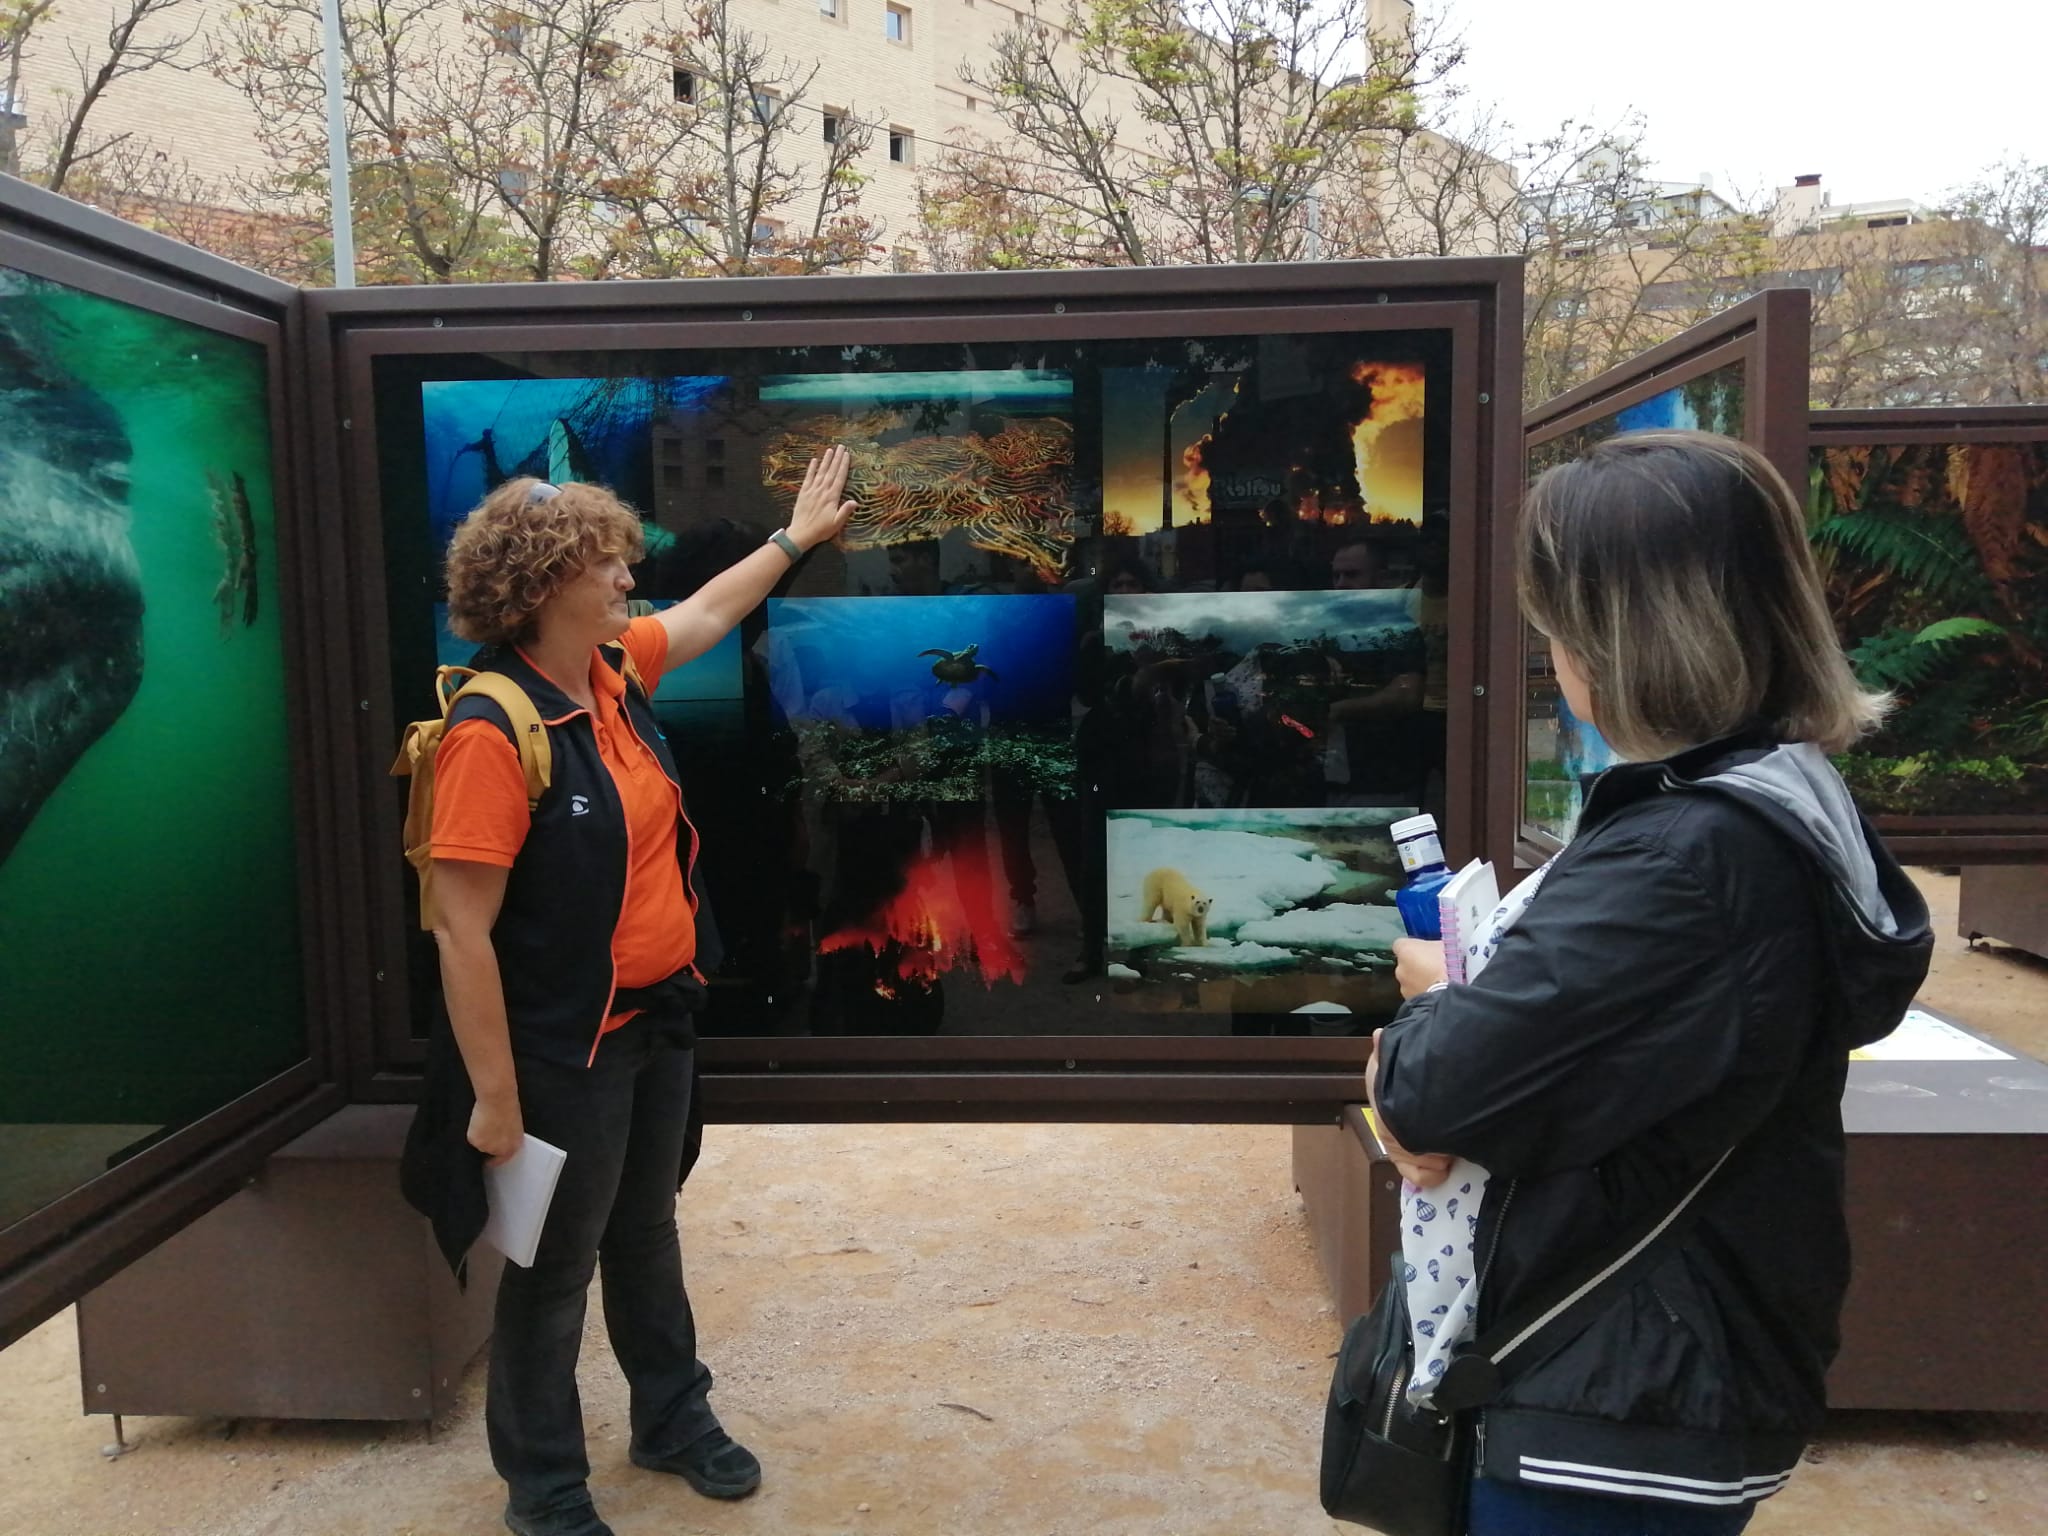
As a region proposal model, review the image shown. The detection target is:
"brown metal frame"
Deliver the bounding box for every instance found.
[307,257,1525,1118]
[1510,289,1814,867]
[0,178,346,1348]
[1808,404,2048,864]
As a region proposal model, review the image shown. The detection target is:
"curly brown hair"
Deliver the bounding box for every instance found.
[444,478,646,645]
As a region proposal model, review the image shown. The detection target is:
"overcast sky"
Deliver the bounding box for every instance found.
[1440,0,2042,208]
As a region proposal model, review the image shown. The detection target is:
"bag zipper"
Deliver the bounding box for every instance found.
[1381,1357,1411,1438]
[1475,1178,1518,1297]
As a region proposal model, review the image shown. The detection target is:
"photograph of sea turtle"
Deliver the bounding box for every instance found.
[920,644,999,685]
[762,593,1078,802]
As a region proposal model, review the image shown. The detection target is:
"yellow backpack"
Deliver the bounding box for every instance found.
[390,668,552,932]
[389,645,651,931]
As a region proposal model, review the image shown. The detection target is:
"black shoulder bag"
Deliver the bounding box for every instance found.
[1319,1149,1732,1535]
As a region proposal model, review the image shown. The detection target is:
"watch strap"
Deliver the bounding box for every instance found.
[768,528,803,562]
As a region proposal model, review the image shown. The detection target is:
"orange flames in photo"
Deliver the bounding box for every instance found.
[1349,362,1428,524]
[818,829,1028,988]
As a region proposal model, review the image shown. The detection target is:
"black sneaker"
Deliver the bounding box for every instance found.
[630,1427,763,1500]
[504,1502,614,1536]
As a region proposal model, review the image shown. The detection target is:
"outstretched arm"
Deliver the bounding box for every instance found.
[658,445,856,666]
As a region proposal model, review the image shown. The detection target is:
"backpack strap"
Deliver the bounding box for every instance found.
[602,641,649,706]
[440,667,551,811]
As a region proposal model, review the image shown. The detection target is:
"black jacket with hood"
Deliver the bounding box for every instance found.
[1375,731,1932,1509]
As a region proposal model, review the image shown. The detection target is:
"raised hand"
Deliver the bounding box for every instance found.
[788,444,857,552]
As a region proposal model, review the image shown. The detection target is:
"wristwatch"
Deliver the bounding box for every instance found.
[767,528,803,562]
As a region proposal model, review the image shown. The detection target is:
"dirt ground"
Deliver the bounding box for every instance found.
[3,872,2044,1536]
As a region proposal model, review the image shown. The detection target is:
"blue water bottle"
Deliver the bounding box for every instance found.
[1390,813,1453,941]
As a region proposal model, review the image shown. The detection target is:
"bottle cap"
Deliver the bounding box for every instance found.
[1389,813,1439,844]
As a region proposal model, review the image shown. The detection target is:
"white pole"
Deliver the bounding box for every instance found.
[1305,188,1323,262]
[320,0,357,287]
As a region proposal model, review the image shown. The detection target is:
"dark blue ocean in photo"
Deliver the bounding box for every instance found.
[420,375,725,541]
[766,594,1076,729]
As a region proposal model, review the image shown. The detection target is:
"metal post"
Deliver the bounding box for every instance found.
[320,0,357,288]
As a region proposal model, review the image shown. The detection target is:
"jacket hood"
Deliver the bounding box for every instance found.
[1680,739,1933,1048]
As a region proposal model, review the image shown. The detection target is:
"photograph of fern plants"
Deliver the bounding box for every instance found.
[1811,440,2048,816]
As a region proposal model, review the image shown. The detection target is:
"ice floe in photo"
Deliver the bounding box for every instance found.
[1105,807,1411,993]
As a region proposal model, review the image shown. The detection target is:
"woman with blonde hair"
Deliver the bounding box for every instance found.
[1369,431,1933,1535]
[409,450,853,1536]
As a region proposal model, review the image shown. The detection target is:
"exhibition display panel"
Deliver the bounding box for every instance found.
[315,262,1525,1115]
[0,180,346,1348]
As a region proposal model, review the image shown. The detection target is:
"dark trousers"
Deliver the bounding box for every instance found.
[1468,1476,1756,1536]
[487,1017,718,1520]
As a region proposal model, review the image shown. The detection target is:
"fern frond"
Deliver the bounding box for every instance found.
[1812,506,1991,606]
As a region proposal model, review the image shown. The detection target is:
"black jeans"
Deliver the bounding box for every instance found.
[487,1016,719,1520]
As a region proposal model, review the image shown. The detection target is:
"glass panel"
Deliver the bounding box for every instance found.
[1813,440,2048,817]
[377,331,1455,1040]
[0,266,304,1232]
[1520,360,1747,845]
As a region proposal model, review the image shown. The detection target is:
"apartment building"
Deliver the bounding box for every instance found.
[5,0,1425,274]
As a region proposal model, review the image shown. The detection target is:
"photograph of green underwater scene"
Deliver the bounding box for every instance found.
[385,329,1450,1040]
[0,264,302,1233]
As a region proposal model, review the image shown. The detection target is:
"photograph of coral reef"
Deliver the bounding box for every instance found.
[1813,440,2048,816]
[1104,808,1411,1021]
[758,370,1074,588]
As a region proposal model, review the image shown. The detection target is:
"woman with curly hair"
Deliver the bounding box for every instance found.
[419,449,852,1536]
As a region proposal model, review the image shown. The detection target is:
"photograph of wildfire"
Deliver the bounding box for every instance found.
[1100,352,1427,538]
[758,370,1075,585]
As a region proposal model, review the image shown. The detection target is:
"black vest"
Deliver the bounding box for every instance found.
[448,641,698,1067]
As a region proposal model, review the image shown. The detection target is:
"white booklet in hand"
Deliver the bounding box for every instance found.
[482,1134,567,1268]
[1437,859,1501,985]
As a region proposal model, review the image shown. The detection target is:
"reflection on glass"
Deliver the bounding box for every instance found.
[0,266,303,1233]
[1813,440,2048,817]
[383,330,1451,1038]
[1522,362,1747,844]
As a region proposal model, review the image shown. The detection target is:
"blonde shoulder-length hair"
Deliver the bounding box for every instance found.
[1518,430,1886,761]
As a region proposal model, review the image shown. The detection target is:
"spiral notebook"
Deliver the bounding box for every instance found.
[1437,859,1501,986]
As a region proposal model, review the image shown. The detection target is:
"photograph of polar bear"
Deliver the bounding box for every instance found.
[1105,807,1414,1018]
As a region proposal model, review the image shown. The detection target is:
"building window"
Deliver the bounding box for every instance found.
[585,39,622,79]
[889,128,913,165]
[820,0,838,13]
[752,218,783,251]
[885,3,910,43]
[752,89,778,125]
[892,247,917,273]
[498,166,530,204]
[822,111,842,145]
[673,68,695,103]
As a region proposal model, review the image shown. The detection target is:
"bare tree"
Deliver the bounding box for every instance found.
[920,0,1459,269]
[221,0,536,283]
[1927,159,2048,404]
[596,0,881,278]
[1,0,196,187]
